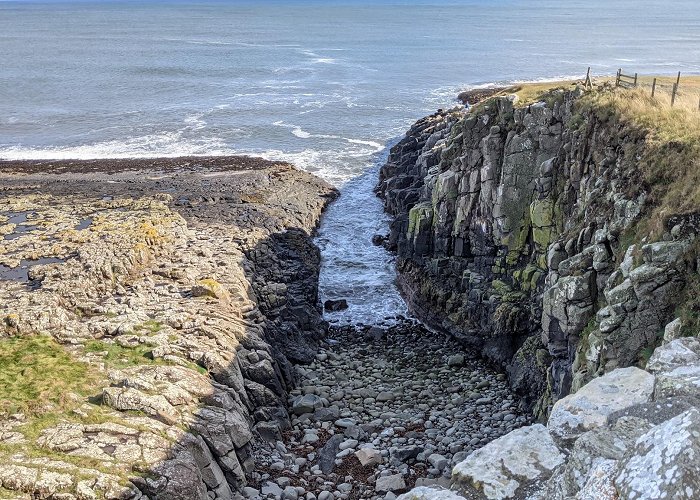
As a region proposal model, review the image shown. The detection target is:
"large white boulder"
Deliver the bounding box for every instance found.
[548,366,655,441]
[615,409,700,499]
[647,337,700,399]
[452,424,564,499]
[397,486,467,500]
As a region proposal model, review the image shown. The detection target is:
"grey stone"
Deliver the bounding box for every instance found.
[375,474,406,493]
[447,354,465,367]
[292,394,325,415]
[548,367,655,441]
[453,424,564,499]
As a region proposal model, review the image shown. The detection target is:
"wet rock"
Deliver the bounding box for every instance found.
[324,299,348,312]
[372,234,387,246]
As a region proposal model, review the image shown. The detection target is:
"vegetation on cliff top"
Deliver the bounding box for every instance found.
[480,77,700,233]
[0,335,98,416]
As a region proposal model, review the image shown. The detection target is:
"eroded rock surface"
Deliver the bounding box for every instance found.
[400,339,700,500]
[0,157,336,499]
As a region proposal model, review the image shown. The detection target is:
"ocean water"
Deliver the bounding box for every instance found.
[2,0,700,324]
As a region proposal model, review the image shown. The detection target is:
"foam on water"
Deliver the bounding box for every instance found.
[315,159,409,326]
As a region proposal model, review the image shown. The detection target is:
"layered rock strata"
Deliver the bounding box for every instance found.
[0,157,336,499]
[377,88,696,415]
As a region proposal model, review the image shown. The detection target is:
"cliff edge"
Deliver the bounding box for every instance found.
[378,82,700,416]
[0,157,337,499]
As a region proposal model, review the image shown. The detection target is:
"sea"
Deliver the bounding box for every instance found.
[2,0,700,325]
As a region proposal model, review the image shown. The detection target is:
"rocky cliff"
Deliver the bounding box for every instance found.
[0,157,336,499]
[377,84,699,417]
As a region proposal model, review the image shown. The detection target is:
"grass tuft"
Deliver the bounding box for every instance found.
[0,335,98,416]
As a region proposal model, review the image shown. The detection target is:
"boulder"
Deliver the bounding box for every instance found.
[663,318,683,344]
[397,487,466,500]
[615,409,700,499]
[647,337,700,373]
[291,394,325,415]
[548,367,655,441]
[323,299,348,312]
[540,417,652,499]
[191,278,230,301]
[355,448,382,467]
[447,354,465,367]
[647,337,700,400]
[427,453,448,471]
[375,474,406,493]
[102,387,178,424]
[452,424,564,499]
[391,445,422,463]
[318,434,344,474]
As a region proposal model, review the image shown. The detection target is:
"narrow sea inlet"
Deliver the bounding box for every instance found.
[2,1,700,499]
[2,0,700,322]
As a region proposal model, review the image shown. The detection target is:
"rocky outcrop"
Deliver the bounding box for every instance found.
[377,87,697,416]
[0,157,336,499]
[400,337,700,499]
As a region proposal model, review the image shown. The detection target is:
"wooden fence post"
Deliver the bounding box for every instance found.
[634,73,638,87]
[651,78,657,97]
[672,83,678,107]
[585,67,592,89]
[677,71,682,87]
[616,69,621,87]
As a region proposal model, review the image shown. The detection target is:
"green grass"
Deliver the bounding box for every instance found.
[84,340,154,368]
[0,335,98,416]
[574,86,700,236]
[134,319,163,334]
[674,271,700,337]
[84,338,208,375]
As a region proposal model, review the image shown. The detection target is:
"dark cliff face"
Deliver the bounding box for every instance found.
[378,90,694,416]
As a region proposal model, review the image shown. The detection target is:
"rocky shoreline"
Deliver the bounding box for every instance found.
[251,321,527,500]
[376,87,694,417]
[0,155,530,500]
[0,156,337,499]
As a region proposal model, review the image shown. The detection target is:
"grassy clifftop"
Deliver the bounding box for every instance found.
[479,77,700,233]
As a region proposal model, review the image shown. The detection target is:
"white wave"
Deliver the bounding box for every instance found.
[347,138,383,151]
[184,114,207,131]
[272,121,384,152]
[0,134,231,161]
[292,128,311,139]
[272,120,312,138]
[313,58,336,64]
